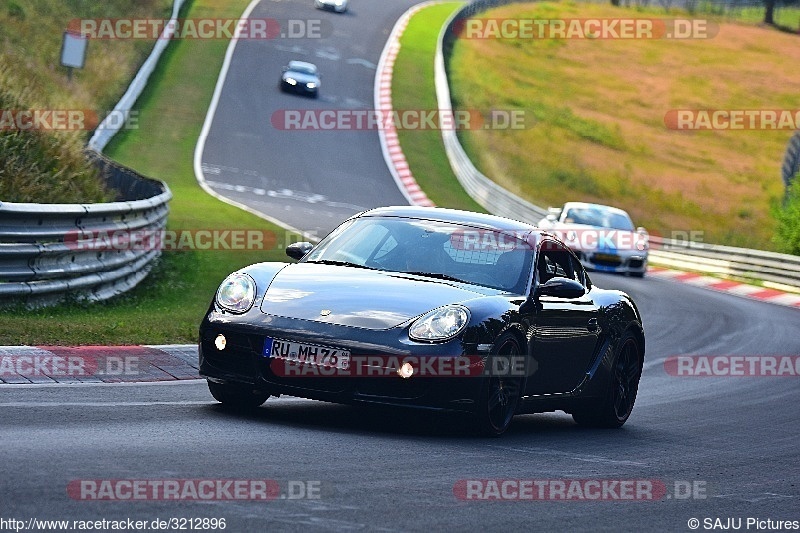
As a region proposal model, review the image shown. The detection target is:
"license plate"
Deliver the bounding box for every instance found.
[263,337,350,370]
[594,253,621,263]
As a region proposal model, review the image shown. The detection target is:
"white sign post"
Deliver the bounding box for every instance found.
[60,30,88,81]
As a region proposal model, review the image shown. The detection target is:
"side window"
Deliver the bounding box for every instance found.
[568,252,588,287]
[537,241,576,284]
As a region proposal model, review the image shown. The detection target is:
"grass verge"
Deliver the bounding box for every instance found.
[0,0,295,345]
[392,1,484,212]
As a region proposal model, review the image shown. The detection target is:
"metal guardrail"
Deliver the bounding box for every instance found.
[435,0,547,223]
[0,153,172,305]
[649,237,800,288]
[436,0,800,289]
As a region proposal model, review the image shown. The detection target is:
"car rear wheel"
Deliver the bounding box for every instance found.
[208,381,270,410]
[572,332,642,428]
[473,333,523,437]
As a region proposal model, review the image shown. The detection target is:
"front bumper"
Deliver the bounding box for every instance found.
[280,80,318,96]
[199,312,484,413]
[574,250,648,275]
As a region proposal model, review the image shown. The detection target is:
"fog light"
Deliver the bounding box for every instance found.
[397,362,414,379]
[214,334,227,351]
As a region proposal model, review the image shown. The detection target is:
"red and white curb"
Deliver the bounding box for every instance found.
[375,2,438,207]
[0,344,199,385]
[648,266,800,309]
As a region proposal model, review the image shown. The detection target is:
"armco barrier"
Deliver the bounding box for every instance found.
[435,0,800,289]
[648,237,800,289]
[0,153,171,305]
[436,0,547,221]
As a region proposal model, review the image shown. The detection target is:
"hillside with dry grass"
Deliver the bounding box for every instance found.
[449,1,800,249]
[0,0,171,203]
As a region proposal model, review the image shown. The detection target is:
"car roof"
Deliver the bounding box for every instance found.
[357,206,541,234]
[562,201,630,217]
[287,60,317,72]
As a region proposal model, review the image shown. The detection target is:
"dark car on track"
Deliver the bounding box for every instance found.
[199,206,645,436]
[279,60,320,97]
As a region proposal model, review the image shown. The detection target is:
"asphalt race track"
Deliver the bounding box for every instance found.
[198,0,420,238]
[2,0,799,531]
[1,272,799,531]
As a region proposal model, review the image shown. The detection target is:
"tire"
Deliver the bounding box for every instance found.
[630,271,645,278]
[208,381,270,410]
[572,331,642,428]
[472,333,524,437]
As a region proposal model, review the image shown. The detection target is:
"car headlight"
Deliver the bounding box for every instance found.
[306,82,317,89]
[216,273,256,314]
[635,234,649,252]
[285,77,297,86]
[409,305,469,342]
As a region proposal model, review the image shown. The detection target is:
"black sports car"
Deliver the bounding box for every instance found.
[199,206,645,436]
[279,60,320,97]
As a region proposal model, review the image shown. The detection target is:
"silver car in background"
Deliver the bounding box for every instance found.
[538,202,649,277]
[315,0,348,13]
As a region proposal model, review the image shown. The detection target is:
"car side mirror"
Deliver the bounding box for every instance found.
[535,277,585,299]
[286,241,314,260]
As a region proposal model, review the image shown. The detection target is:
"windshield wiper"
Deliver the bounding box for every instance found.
[404,271,466,283]
[306,259,376,270]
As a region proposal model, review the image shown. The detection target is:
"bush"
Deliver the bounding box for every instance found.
[774,183,800,256]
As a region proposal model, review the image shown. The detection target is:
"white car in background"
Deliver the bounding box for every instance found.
[538,202,649,277]
[315,0,348,13]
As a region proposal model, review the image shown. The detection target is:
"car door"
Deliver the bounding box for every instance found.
[525,240,601,395]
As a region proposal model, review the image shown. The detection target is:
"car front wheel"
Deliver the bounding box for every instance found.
[473,333,523,437]
[208,381,270,410]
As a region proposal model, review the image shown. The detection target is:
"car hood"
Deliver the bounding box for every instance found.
[258,263,492,330]
[547,223,642,253]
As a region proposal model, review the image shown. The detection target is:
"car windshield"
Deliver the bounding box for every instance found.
[289,64,316,75]
[304,216,534,294]
[564,207,634,231]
